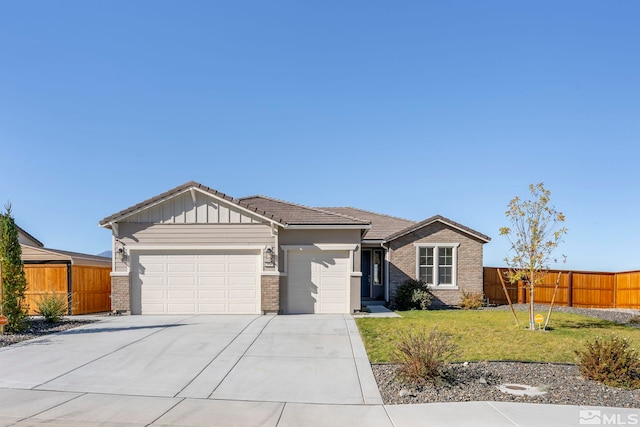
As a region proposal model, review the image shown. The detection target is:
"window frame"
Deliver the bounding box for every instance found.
[414,243,460,289]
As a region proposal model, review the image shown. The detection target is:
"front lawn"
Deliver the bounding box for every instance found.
[356,309,640,363]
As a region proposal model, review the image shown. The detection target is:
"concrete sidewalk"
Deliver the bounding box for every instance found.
[0,389,637,426]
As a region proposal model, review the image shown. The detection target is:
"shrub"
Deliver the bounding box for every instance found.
[575,335,640,389]
[394,326,458,385]
[459,290,485,310]
[393,279,433,311]
[36,293,68,323]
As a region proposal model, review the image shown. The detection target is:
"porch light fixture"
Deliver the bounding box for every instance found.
[115,240,126,261]
[264,246,274,266]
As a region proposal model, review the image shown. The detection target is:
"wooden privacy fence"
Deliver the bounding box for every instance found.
[24,264,112,315]
[484,267,640,309]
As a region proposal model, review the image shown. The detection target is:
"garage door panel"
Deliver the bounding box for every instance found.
[143,290,165,299]
[140,276,165,286]
[229,303,259,312]
[198,289,226,299]
[318,276,348,286]
[198,303,227,312]
[319,289,347,298]
[229,276,257,286]
[134,251,260,314]
[229,263,257,273]
[229,289,257,298]
[198,276,227,286]
[167,289,196,299]
[198,263,226,273]
[142,263,166,273]
[167,276,195,286]
[167,303,197,313]
[167,263,195,273]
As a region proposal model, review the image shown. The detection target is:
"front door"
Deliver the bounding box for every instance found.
[361,250,371,298]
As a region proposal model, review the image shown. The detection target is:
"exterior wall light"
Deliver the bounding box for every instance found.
[264,246,274,266]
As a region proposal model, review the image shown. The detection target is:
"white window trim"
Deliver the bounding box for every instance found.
[414,243,460,289]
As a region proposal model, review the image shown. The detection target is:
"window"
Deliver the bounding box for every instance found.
[416,244,458,287]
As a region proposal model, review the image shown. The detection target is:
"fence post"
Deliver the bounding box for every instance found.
[613,273,617,308]
[567,272,573,307]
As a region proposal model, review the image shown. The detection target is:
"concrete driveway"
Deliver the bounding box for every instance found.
[0,313,382,426]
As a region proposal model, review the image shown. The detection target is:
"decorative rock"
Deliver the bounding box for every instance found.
[478,377,487,385]
[399,389,415,398]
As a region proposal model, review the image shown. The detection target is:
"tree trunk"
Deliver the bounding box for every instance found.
[529,267,535,330]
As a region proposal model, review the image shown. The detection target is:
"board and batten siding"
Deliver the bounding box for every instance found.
[114,223,275,272]
[121,190,260,225]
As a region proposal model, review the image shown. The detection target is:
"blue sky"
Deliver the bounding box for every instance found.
[1,1,638,271]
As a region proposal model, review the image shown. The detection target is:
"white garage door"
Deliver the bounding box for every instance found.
[132,250,260,314]
[287,250,350,314]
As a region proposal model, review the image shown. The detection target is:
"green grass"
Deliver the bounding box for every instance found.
[356,310,640,363]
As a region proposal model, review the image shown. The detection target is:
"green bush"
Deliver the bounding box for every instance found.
[36,293,68,323]
[575,335,640,389]
[459,290,485,310]
[393,279,433,310]
[394,326,458,385]
[0,204,29,332]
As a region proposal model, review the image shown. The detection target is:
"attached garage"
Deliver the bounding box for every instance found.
[100,182,370,315]
[286,250,351,314]
[131,250,261,315]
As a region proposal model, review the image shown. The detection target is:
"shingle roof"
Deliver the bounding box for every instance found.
[386,215,491,243]
[240,196,371,226]
[319,207,416,240]
[100,182,370,228]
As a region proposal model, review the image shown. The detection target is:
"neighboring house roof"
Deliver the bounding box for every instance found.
[99,181,283,227]
[386,215,491,243]
[17,226,44,247]
[240,196,371,226]
[320,207,416,240]
[21,245,112,267]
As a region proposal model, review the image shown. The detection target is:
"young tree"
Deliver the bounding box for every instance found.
[500,183,567,330]
[0,203,29,332]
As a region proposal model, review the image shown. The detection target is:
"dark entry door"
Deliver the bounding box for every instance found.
[361,250,371,297]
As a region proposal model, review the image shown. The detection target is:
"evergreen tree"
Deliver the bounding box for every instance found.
[0,203,29,332]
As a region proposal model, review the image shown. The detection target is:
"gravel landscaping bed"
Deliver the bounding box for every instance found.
[374,362,640,408]
[373,306,640,407]
[0,317,99,347]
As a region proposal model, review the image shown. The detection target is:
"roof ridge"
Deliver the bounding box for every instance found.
[240,196,371,225]
[321,206,416,224]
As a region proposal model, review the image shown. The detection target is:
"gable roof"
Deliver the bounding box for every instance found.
[385,215,491,243]
[99,181,283,227]
[319,207,415,240]
[240,196,371,226]
[100,182,370,228]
